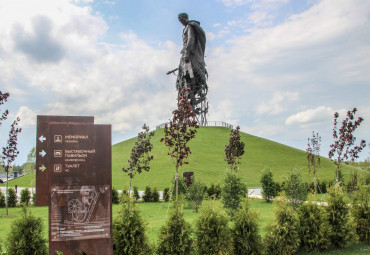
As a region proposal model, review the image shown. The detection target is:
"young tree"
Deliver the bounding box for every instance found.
[306,131,321,200]
[2,117,22,216]
[284,169,308,210]
[122,124,155,195]
[224,126,245,172]
[161,88,199,198]
[0,91,9,125]
[221,171,247,216]
[329,108,366,183]
[187,176,206,212]
[260,168,276,203]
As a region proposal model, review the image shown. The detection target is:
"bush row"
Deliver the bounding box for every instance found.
[0,188,36,208]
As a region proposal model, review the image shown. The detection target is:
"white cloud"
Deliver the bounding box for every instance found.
[285,106,333,125]
[256,91,299,115]
[16,106,36,127]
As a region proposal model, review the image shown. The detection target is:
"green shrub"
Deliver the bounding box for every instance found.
[119,187,129,203]
[187,177,206,212]
[0,190,5,208]
[113,198,150,255]
[326,183,355,248]
[221,171,247,216]
[5,206,47,255]
[142,186,152,202]
[20,188,31,206]
[32,192,36,205]
[7,188,17,207]
[195,201,232,254]
[351,184,369,243]
[264,192,300,255]
[260,168,276,203]
[284,169,308,210]
[171,177,188,198]
[320,179,328,193]
[163,187,170,202]
[298,194,331,251]
[232,199,262,255]
[157,199,193,254]
[133,186,140,201]
[207,184,221,199]
[151,187,160,202]
[112,187,119,204]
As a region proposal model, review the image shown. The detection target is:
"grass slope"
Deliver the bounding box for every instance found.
[3,126,362,189]
[113,127,360,190]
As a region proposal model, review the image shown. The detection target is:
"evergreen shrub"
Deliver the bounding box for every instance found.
[351,184,369,243]
[151,187,160,202]
[157,199,193,254]
[113,198,150,255]
[5,206,47,255]
[207,184,221,199]
[0,190,5,207]
[163,187,170,202]
[187,177,206,212]
[133,186,140,201]
[32,192,36,205]
[7,188,17,207]
[326,183,355,248]
[232,199,262,255]
[142,186,152,202]
[112,187,119,204]
[264,192,300,255]
[298,194,331,251]
[195,201,232,254]
[20,188,31,206]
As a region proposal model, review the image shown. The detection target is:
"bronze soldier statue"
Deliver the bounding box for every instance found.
[168,13,208,125]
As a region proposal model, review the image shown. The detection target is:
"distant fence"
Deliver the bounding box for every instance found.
[156,121,233,130]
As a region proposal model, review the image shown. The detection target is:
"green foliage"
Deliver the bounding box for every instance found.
[260,168,276,202]
[20,188,31,206]
[207,183,221,200]
[7,187,17,207]
[232,199,262,255]
[221,171,247,216]
[224,126,245,172]
[112,186,119,204]
[151,187,160,202]
[326,183,355,248]
[119,187,129,203]
[195,201,232,254]
[163,187,170,202]
[264,192,300,255]
[298,194,331,251]
[142,186,152,202]
[171,176,188,198]
[346,170,359,195]
[0,189,5,207]
[5,206,47,255]
[133,185,140,201]
[32,192,36,205]
[351,184,369,243]
[283,169,308,209]
[157,199,193,254]
[187,177,206,212]
[113,198,150,255]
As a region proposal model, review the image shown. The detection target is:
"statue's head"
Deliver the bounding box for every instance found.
[178,13,189,26]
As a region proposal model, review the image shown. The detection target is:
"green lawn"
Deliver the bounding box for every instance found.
[1,199,368,254]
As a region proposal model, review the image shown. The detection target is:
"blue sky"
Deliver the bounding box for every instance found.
[1,0,369,165]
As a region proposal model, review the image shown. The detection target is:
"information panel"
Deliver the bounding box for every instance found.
[36,116,94,206]
[46,121,112,254]
[50,185,111,241]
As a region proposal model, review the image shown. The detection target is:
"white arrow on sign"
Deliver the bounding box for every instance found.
[39,165,46,172]
[39,135,46,143]
[39,150,46,157]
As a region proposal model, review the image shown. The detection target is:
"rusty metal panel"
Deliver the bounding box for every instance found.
[36,116,94,206]
[47,123,112,254]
